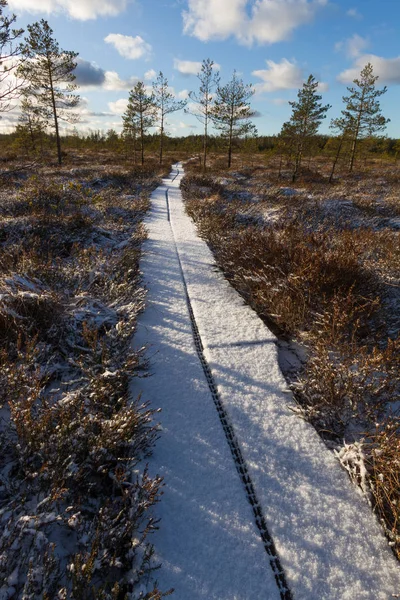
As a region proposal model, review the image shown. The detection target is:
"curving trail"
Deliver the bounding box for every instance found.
[133,164,400,600]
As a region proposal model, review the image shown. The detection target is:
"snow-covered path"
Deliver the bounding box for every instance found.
[133,164,400,600]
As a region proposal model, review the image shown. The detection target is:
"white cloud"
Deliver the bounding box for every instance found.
[338,53,400,85]
[76,97,114,118]
[168,120,197,134]
[335,34,368,58]
[177,89,189,100]
[253,58,303,93]
[317,81,329,92]
[346,8,362,19]
[104,71,139,91]
[173,58,220,76]
[8,0,128,20]
[183,0,246,42]
[347,34,368,58]
[174,59,202,76]
[182,0,327,45]
[108,98,129,115]
[144,69,157,81]
[104,34,152,60]
[253,58,328,93]
[271,98,289,106]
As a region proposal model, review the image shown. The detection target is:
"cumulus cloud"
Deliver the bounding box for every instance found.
[174,59,202,76]
[8,0,128,20]
[338,53,400,85]
[253,58,328,93]
[76,96,113,118]
[177,89,189,100]
[144,69,157,81]
[104,71,139,91]
[173,58,220,76]
[335,34,368,58]
[74,58,138,91]
[108,98,129,115]
[253,58,303,93]
[104,34,152,60]
[75,59,107,87]
[317,81,329,92]
[168,121,198,134]
[182,0,327,45]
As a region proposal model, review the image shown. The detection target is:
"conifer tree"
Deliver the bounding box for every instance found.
[18,19,79,166]
[152,71,186,165]
[339,62,389,172]
[16,97,45,153]
[122,118,139,165]
[276,122,296,179]
[282,74,330,181]
[211,71,256,169]
[328,116,354,183]
[122,81,156,165]
[187,58,220,171]
[0,0,24,112]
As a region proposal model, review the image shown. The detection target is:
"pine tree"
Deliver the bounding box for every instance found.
[276,122,296,179]
[0,0,24,112]
[187,58,220,171]
[18,19,80,166]
[282,74,330,182]
[122,118,139,165]
[327,116,355,183]
[152,72,186,165]
[211,71,256,169]
[340,62,389,172]
[122,82,156,165]
[16,97,45,153]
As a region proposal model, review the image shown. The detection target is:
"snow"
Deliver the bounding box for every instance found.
[134,164,400,599]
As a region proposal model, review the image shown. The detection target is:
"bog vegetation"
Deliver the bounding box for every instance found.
[0,156,176,598]
[0,0,399,596]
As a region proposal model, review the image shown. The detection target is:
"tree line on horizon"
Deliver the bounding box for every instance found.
[0,1,393,179]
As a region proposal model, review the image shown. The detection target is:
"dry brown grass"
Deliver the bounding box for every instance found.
[366,418,400,559]
[0,160,171,598]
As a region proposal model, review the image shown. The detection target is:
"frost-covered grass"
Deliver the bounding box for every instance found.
[181,158,400,559]
[0,163,172,599]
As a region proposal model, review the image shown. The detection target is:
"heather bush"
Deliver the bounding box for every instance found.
[0,164,168,598]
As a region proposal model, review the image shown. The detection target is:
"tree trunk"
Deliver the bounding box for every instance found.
[28,117,36,151]
[228,121,233,168]
[47,55,62,166]
[159,113,164,165]
[348,135,357,173]
[203,115,208,172]
[292,142,302,182]
[140,116,144,166]
[348,109,362,173]
[55,116,62,166]
[329,136,344,184]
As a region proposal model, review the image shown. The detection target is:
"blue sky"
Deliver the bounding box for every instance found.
[5,0,400,137]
